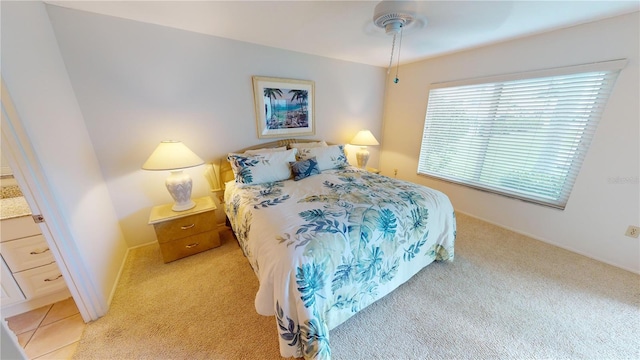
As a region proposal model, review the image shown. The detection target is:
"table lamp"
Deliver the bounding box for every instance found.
[351,130,379,169]
[142,140,204,211]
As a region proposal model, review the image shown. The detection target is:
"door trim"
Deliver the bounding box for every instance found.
[1,78,105,321]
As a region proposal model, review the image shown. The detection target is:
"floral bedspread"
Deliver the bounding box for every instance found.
[224,167,456,359]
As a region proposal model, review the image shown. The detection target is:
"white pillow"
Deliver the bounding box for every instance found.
[289,141,327,149]
[227,149,298,186]
[244,146,287,155]
[297,145,348,171]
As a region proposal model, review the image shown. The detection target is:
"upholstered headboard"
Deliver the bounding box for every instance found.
[216,139,330,191]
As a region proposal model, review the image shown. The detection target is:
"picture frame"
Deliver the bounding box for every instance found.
[252,76,315,139]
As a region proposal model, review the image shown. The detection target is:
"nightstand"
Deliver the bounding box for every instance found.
[148,196,220,263]
[366,167,380,174]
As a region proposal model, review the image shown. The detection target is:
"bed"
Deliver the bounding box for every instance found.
[220,139,456,359]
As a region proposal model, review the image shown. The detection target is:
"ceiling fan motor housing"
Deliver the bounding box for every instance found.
[373,1,417,35]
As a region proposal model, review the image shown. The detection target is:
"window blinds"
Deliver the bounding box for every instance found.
[418,60,625,209]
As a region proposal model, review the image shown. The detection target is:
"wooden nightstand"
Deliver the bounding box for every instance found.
[148,196,220,263]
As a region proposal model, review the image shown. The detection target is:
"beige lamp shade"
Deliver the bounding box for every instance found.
[350,130,380,146]
[350,130,379,169]
[142,141,204,171]
[142,141,204,212]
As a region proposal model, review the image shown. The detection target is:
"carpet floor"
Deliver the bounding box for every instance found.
[73,213,640,359]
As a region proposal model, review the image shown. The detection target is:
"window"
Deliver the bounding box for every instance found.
[418,60,625,209]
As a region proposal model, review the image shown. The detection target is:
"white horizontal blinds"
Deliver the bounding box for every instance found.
[418,61,624,209]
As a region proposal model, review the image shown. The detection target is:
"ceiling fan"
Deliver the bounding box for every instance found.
[373,0,426,83]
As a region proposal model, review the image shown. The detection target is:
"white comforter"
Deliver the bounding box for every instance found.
[224,167,456,359]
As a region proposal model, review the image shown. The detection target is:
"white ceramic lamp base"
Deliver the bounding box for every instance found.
[166,170,196,211]
[356,146,370,169]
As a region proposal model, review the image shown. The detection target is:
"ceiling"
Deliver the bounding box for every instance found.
[46,0,639,68]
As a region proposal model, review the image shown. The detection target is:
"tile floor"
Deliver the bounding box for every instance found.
[5,297,86,359]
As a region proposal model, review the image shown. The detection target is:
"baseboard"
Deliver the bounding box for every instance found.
[128,240,158,250]
[106,240,159,307]
[455,209,639,275]
[106,246,130,307]
[105,225,236,307]
[1,288,72,318]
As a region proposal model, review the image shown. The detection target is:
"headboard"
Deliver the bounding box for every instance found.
[217,139,330,191]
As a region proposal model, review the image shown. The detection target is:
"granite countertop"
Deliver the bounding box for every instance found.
[1,196,32,220]
[1,185,32,220]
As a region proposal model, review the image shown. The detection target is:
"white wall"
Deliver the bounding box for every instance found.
[380,12,640,273]
[45,5,386,247]
[1,1,128,312]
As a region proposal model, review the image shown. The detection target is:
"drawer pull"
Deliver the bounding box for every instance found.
[185,243,199,249]
[30,248,50,255]
[181,224,196,230]
[44,274,63,282]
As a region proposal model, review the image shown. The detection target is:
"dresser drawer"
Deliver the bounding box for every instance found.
[1,235,55,272]
[159,230,220,263]
[13,262,65,299]
[1,216,41,242]
[153,211,216,244]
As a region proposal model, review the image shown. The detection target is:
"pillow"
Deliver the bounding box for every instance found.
[227,149,297,186]
[289,141,327,149]
[297,145,348,171]
[244,146,287,155]
[289,157,321,181]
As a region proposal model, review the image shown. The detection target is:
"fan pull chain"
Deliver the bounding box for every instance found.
[394,24,404,84]
[387,32,397,75]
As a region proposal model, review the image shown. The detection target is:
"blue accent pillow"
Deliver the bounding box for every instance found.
[289,157,321,181]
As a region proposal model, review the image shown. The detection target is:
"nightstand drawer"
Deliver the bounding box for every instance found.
[153,211,216,243]
[159,230,220,263]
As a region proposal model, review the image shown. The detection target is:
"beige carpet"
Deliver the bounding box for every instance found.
[73,213,640,359]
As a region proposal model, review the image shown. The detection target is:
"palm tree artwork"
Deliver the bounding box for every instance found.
[289,89,308,112]
[264,87,283,129]
[263,87,309,130]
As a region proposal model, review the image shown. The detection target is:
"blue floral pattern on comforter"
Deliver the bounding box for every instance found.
[224,167,456,359]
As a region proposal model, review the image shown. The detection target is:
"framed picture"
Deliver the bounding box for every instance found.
[252,76,315,139]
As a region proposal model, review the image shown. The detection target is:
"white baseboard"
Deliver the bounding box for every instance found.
[455,209,639,275]
[106,240,155,307]
[1,288,72,319]
[106,246,130,307]
[105,225,234,308]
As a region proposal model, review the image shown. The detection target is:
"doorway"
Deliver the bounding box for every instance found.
[1,78,102,324]
[1,101,88,358]
[1,152,71,316]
